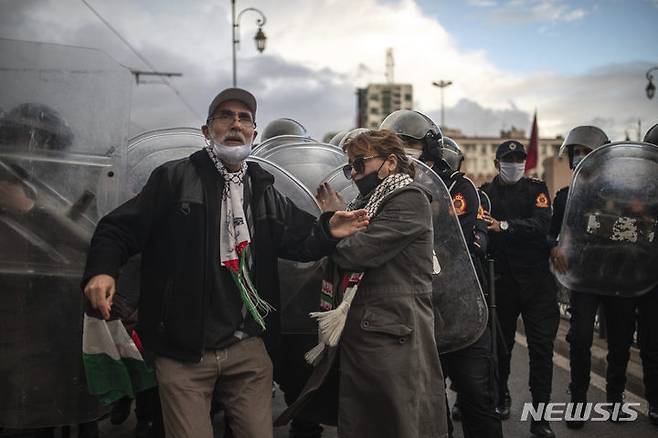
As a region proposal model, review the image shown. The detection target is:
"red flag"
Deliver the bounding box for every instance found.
[525,111,538,173]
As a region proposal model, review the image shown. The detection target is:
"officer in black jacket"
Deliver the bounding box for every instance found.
[481,140,559,438]
[549,126,637,429]
[381,110,502,438]
[639,123,658,427]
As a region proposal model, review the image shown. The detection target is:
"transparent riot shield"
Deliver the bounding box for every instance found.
[252,135,316,155]
[252,141,346,192]
[555,141,658,296]
[322,158,488,353]
[0,38,132,428]
[97,127,206,213]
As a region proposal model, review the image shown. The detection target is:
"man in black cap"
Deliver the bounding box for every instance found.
[481,140,559,438]
[81,87,369,438]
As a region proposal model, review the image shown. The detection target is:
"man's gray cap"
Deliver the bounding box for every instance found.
[207,87,257,120]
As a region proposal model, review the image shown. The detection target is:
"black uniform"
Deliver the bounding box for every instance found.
[481,175,559,406]
[550,186,636,402]
[439,171,502,438]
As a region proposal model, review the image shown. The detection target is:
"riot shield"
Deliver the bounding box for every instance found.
[252,134,316,154]
[555,141,658,296]
[246,156,327,335]
[322,158,488,353]
[97,127,206,213]
[0,38,131,428]
[252,141,346,192]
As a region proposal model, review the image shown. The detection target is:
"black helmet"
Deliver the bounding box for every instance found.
[0,103,73,151]
[644,123,658,146]
[260,118,308,142]
[441,137,464,172]
[559,125,609,169]
[380,110,443,163]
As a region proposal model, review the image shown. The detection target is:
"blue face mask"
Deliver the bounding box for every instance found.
[498,162,525,184]
[211,142,252,166]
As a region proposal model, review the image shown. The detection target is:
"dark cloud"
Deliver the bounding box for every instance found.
[427,98,531,137]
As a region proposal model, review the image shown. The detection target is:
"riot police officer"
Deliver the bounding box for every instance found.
[381,110,503,438]
[549,126,637,429]
[481,140,559,438]
[639,123,658,427]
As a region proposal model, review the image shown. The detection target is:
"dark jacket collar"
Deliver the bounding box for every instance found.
[189,149,275,204]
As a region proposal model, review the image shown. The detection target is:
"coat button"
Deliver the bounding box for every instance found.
[361,320,370,328]
[399,337,406,344]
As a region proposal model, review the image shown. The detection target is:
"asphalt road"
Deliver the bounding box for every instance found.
[95,334,656,438]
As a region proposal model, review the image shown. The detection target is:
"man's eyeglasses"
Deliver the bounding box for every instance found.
[208,110,255,128]
[342,155,381,179]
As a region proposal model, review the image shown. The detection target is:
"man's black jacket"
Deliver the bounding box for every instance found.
[481,176,552,272]
[82,150,336,363]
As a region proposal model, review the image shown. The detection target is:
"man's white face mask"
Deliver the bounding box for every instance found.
[498,162,526,184]
[208,128,252,166]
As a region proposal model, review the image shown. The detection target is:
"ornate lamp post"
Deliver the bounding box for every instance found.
[232,0,267,87]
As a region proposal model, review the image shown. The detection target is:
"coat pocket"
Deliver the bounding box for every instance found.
[360,308,413,343]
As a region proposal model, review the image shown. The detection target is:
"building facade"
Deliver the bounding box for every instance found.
[356,83,413,129]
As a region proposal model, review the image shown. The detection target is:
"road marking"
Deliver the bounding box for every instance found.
[514,333,647,413]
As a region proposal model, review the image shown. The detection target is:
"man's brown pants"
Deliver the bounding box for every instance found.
[155,337,273,438]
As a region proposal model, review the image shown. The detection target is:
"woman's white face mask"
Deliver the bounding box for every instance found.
[498,162,526,184]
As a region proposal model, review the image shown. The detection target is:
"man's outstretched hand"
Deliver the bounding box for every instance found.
[328,209,369,239]
[84,274,116,320]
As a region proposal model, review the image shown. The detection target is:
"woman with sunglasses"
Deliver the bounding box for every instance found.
[297,130,448,437]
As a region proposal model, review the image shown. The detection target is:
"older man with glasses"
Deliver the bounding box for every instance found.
[82,88,369,438]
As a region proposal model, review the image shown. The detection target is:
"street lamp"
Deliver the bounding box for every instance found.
[432,80,453,129]
[646,67,658,100]
[232,0,267,87]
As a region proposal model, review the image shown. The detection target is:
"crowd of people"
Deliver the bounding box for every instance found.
[2,86,657,438]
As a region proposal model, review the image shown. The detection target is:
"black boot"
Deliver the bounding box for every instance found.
[607,393,634,423]
[289,418,323,438]
[495,391,511,420]
[530,420,555,438]
[111,396,133,425]
[565,391,587,429]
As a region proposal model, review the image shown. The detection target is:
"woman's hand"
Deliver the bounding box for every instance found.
[316,182,347,212]
[328,209,369,239]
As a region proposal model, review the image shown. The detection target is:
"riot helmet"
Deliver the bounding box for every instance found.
[328,129,349,147]
[644,123,658,146]
[380,109,443,167]
[260,118,309,142]
[559,125,609,169]
[441,137,464,172]
[0,103,73,151]
[338,128,369,150]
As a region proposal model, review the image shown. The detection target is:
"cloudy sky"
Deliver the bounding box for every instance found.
[1,0,657,141]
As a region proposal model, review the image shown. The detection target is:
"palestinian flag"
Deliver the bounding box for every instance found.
[82,313,157,405]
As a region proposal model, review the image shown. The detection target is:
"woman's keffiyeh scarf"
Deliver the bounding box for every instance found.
[305,172,413,365]
[205,147,274,329]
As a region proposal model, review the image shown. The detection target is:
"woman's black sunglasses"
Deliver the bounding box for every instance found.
[342,155,381,179]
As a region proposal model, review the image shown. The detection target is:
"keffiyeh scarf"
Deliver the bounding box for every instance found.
[305,172,413,364]
[205,147,274,329]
